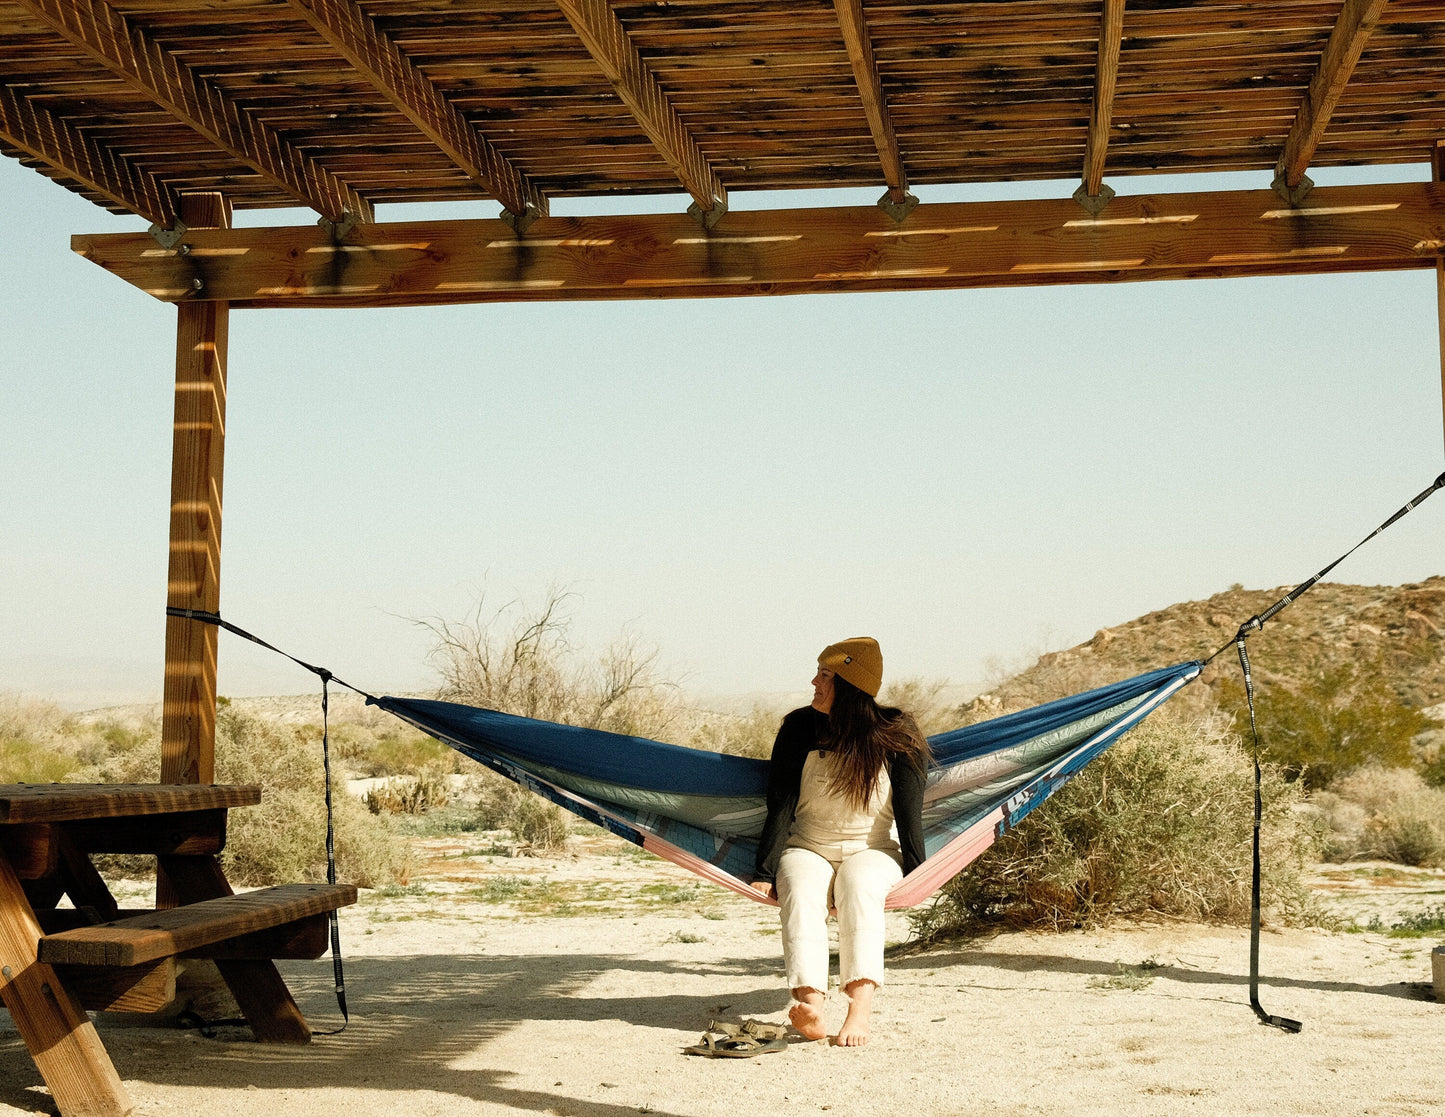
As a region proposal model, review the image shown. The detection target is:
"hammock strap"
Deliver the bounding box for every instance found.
[163,605,355,1034]
[1234,634,1303,1034]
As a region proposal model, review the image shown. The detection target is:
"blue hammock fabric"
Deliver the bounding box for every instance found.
[372,661,1201,909]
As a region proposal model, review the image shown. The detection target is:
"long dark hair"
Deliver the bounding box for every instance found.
[823,676,932,811]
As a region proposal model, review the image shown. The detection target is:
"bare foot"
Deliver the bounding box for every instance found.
[788,988,826,1041]
[834,980,874,1047]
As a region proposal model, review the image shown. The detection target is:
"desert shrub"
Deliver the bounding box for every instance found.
[881,677,958,736]
[1218,659,1434,789]
[423,590,686,852]
[364,772,453,815]
[423,589,682,738]
[0,694,144,779]
[469,771,570,852]
[0,735,77,783]
[687,704,782,758]
[908,709,1323,941]
[70,707,409,887]
[328,721,459,777]
[1317,766,1445,867]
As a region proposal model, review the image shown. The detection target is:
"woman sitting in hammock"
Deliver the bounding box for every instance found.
[749,638,930,1046]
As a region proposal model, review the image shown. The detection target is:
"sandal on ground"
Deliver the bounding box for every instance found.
[683,1019,789,1058]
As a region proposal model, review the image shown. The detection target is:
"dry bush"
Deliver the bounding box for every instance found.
[909,709,1324,941]
[328,721,460,777]
[881,677,957,736]
[686,704,782,759]
[364,772,452,815]
[70,707,409,888]
[1315,765,1445,867]
[469,772,570,852]
[423,589,688,852]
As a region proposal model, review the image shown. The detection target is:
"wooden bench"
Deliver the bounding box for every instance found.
[41,883,356,967]
[0,783,359,1117]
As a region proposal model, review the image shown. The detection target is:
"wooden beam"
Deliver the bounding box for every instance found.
[1435,141,1445,459]
[554,0,726,224]
[17,0,372,225]
[284,0,545,227]
[833,0,910,208]
[1274,0,1390,199]
[1081,0,1126,203]
[160,194,229,788]
[71,182,1445,309]
[0,85,178,228]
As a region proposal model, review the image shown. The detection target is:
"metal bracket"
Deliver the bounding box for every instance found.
[877,189,919,224]
[1271,171,1314,208]
[498,203,543,236]
[317,211,359,239]
[686,196,728,230]
[1072,181,1115,216]
[147,220,189,250]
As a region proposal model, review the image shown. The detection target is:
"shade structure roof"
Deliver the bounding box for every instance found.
[4,0,1445,230]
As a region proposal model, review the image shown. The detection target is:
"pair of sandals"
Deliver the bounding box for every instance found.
[683,1018,789,1058]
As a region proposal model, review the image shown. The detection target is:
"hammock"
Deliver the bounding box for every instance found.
[372,661,1201,909]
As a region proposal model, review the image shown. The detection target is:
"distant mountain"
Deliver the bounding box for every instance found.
[960,577,1445,722]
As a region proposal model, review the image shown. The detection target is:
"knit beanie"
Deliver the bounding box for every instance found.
[818,637,883,698]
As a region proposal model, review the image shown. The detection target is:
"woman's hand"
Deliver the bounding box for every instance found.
[750,880,775,900]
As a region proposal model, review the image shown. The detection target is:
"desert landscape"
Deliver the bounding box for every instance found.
[0,827,1439,1117]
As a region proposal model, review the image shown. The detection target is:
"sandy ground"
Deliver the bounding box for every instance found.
[2,835,1443,1117]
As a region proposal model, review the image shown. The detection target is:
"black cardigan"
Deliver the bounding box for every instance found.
[751,705,927,885]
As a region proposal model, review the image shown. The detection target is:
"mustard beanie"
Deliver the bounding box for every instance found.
[818,637,883,698]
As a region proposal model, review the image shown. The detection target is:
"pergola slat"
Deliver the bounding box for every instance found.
[1081,0,1126,206]
[15,0,373,225]
[71,182,1445,309]
[553,0,727,224]
[833,0,910,209]
[284,0,546,227]
[1274,0,1392,200]
[0,85,177,227]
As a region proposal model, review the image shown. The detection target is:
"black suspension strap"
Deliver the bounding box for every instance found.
[165,606,362,1034]
[1234,634,1302,1033]
[1199,469,1445,1034]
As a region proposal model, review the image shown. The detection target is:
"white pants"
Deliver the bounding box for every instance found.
[775,845,902,994]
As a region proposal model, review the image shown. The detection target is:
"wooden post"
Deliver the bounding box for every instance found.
[160,194,230,788]
[1435,143,1445,458]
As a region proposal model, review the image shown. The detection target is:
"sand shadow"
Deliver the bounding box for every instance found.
[889,943,1433,1001]
[0,950,787,1117]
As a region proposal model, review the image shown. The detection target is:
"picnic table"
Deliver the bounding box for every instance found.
[0,783,355,1117]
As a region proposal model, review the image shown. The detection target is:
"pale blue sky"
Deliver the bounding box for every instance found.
[3,155,1443,708]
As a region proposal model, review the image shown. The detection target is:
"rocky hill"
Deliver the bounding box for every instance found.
[961,577,1445,723]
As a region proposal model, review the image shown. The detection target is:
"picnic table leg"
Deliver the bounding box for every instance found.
[159,856,312,1044]
[0,856,132,1117]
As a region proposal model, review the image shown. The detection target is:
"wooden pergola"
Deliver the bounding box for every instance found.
[4,1,1445,1113]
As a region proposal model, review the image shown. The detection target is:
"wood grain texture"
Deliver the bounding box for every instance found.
[158,855,317,1043]
[9,2,1445,216]
[70,182,1445,308]
[38,884,357,967]
[1436,142,1445,457]
[0,83,176,226]
[0,851,132,1117]
[14,0,372,222]
[285,0,545,220]
[833,0,907,201]
[54,959,176,1013]
[1275,0,1392,188]
[161,193,230,788]
[1084,0,1126,197]
[0,785,260,824]
[554,0,726,216]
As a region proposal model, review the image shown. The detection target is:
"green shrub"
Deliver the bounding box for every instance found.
[364,772,452,815]
[1219,659,1434,789]
[908,709,1323,941]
